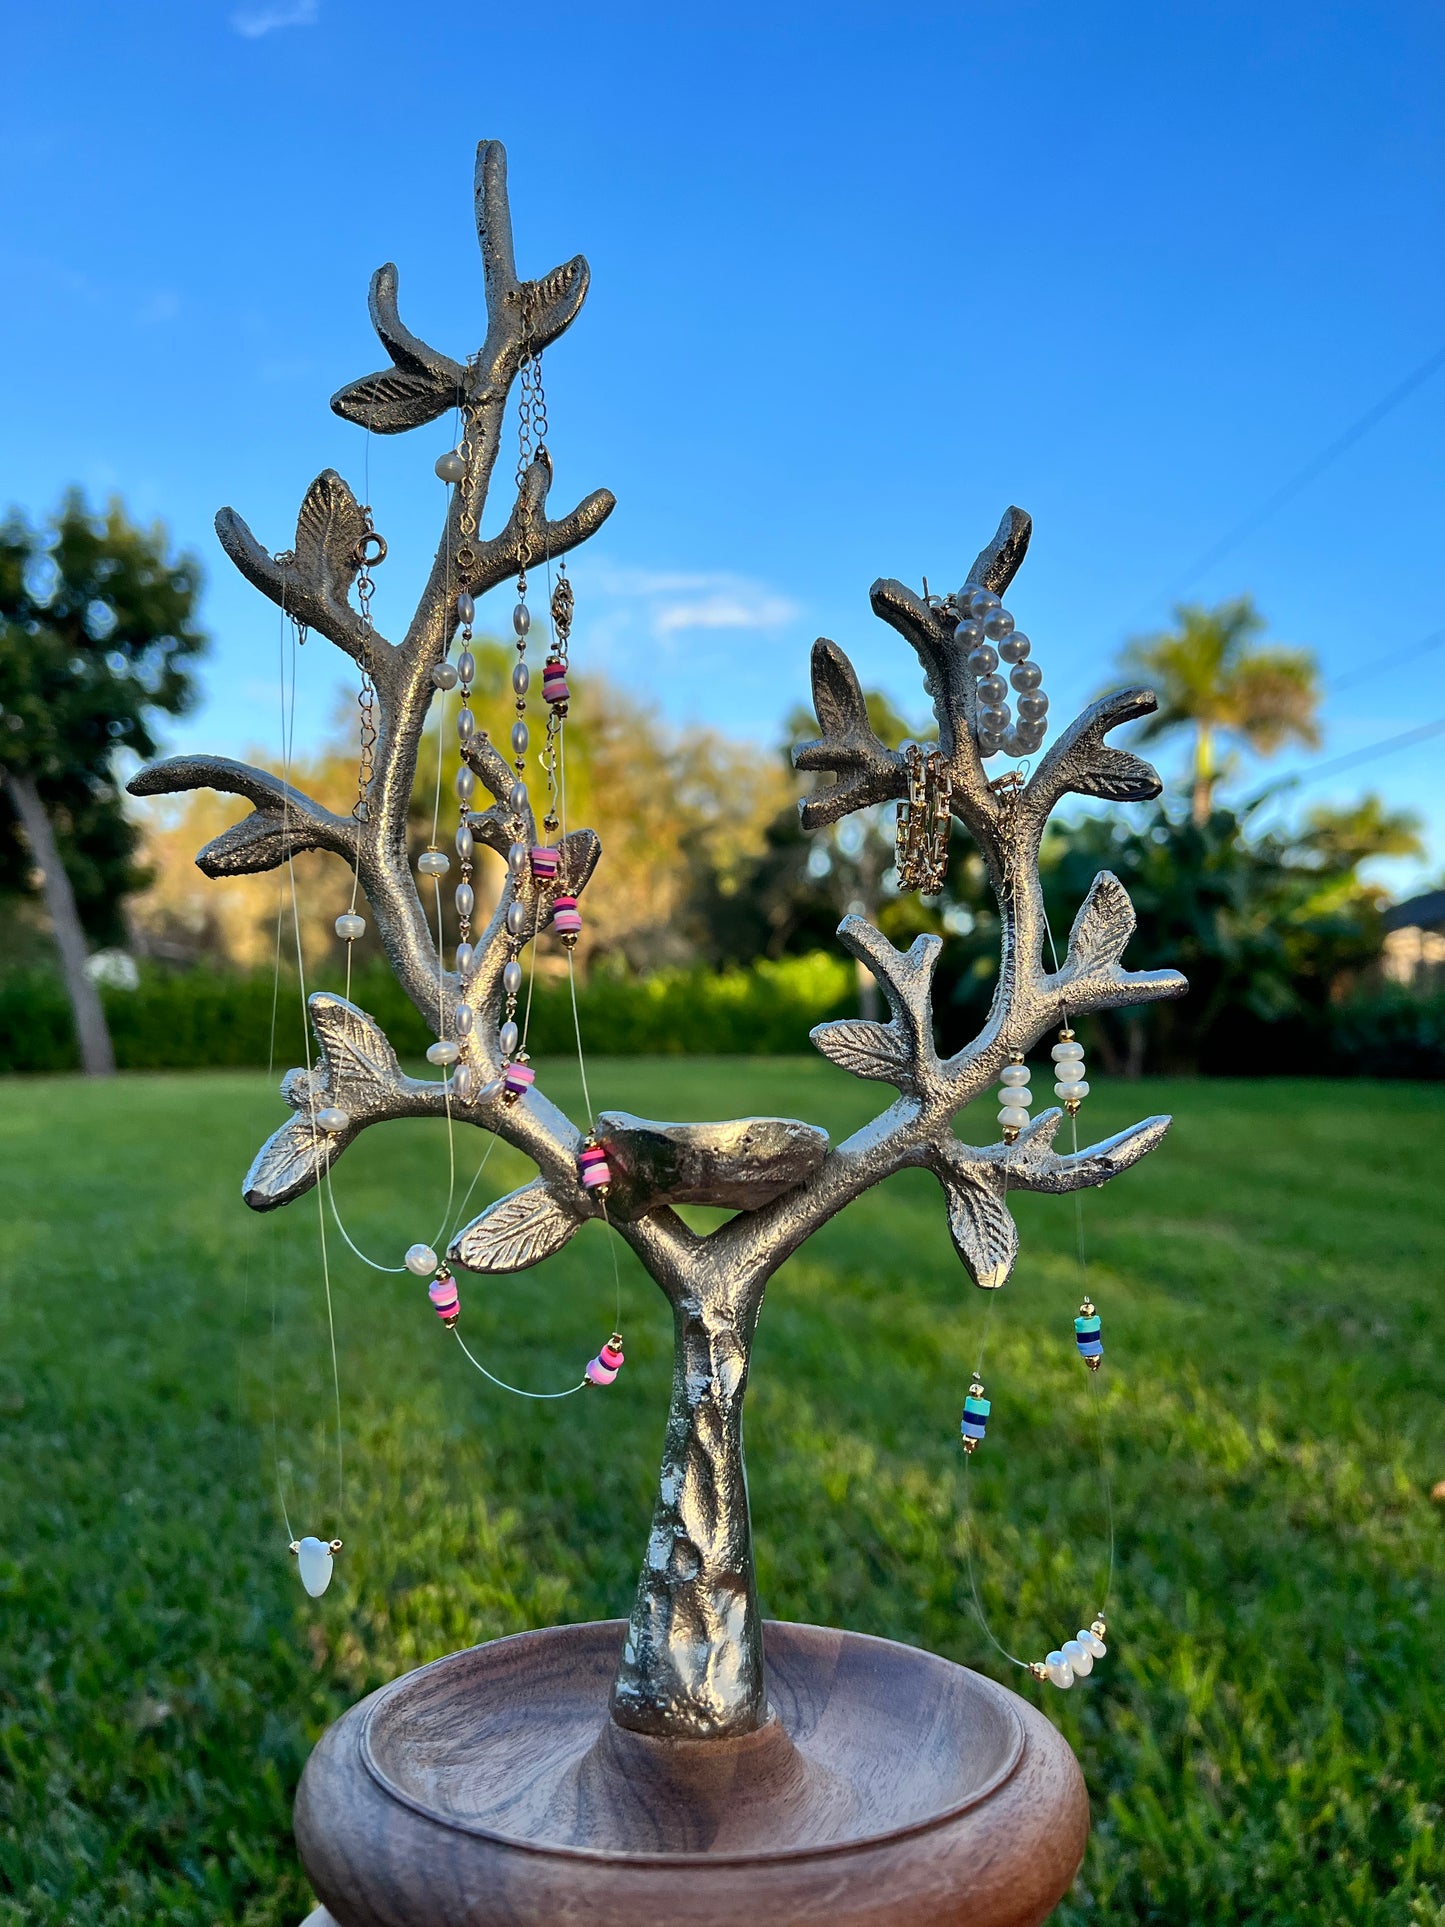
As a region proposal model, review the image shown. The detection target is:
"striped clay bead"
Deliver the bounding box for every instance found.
[1074,1301,1103,1368]
[552,894,582,940]
[542,657,570,706]
[586,1334,625,1386]
[578,1143,612,1191]
[530,845,560,881]
[428,1270,460,1325]
[502,1061,535,1101]
[960,1380,990,1453]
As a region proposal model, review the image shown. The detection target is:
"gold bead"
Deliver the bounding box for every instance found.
[1029,1661,1049,1680]
[961,1436,978,1454]
[1001,1125,1020,1144]
[1086,1356,1102,1373]
[1091,1618,1106,1637]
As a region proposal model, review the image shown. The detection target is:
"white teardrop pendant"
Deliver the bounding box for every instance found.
[291,1534,342,1597]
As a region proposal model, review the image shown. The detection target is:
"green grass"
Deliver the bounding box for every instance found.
[0,1063,1441,1924]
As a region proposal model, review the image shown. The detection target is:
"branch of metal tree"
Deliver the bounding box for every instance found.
[126,756,358,878]
[929,1108,1174,1289]
[213,476,381,669]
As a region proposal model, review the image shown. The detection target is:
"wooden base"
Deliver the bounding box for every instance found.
[296,1620,1088,1927]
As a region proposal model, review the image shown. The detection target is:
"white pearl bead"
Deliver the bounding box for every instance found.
[454,882,475,918]
[455,823,473,860]
[508,841,529,876]
[506,902,527,936]
[509,780,528,814]
[457,592,475,626]
[455,767,475,801]
[417,850,449,877]
[334,913,365,942]
[452,1063,474,1101]
[1079,1629,1107,1659]
[455,941,475,977]
[1054,1060,1086,1084]
[511,720,529,756]
[432,660,459,690]
[999,1063,1031,1087]
[426,1040,460,1065]
[315,1107,350,1133]
[503,960,523,996]
[1062,1637,1092,1676]
[295,1534,334,1597]
[1045,1652,1075,1689]
[998,1085,1033,1106]
[457,708,476,743]
[983,607,1014,641]
[499,1020,519,1057]
[434,449,467,483]
[1054,1078,1089,1099]
[1051,1039,1084,1060]
[998,1105,1030,1129]
[453,1003,474,1036]
[513,602,531,636]
[512,660,530,695]
[457,650,476,684]
[404,1243,438,1276]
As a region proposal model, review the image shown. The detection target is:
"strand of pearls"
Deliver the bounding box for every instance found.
[952,584,1050,761]
[1030,1621,1108,1689]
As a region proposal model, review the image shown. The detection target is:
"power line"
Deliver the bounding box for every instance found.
[1131,337,1445,626]
[1271,715,1445,793]
[1328,624,1445,692]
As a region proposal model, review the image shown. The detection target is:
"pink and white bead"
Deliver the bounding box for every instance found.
[530,845,560,881]
[542,657,570,707]
[586,1334,625,1386]
[428,1270,460,1326]
[552,894,582,944]
[578,1142,612,1192]
[502,1061,535,1102]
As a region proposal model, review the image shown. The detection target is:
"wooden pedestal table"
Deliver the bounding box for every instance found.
[294,1619,1088,1927]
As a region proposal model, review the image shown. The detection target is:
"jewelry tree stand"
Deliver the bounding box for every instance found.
[132,142,1186,1927]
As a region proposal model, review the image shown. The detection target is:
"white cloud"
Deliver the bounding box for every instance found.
[587,563,800,641]
[230,0,318,37]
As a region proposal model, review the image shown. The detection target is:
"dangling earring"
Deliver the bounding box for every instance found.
[896,743,951,893]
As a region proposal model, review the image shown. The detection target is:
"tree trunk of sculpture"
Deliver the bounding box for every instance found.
[613,1284,766,1737]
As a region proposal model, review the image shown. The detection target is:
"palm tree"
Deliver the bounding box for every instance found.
[1121,596,1320,825]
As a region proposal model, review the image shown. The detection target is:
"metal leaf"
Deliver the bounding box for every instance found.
[367,263,466,383]
[1064,871,1136,977]
[448,1178,583,1274]
[243,1114,331,1212]
[810,1019,911,1082]
[943,1175,1017,1290]
[794,640,905,831]
[294,470,365,607]
[331,366,457,433]
[1069,745,1162,803]
[196,809,311,879]
[310,994,405,1109]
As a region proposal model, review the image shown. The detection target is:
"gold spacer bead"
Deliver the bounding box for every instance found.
[1001,1125,1020,1143]
[1029,1661,1049,1680]
[1091,1618,1106,1637]
[1065,1097,1081,1115]
[328,1539,343,1555]
[1085,1356,1102,1372]
[961,1436,978,1454]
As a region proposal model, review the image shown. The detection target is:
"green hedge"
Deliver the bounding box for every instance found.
[0,952,858,1075]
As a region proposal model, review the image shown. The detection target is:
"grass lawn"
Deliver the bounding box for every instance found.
[0,1062,1441,1925]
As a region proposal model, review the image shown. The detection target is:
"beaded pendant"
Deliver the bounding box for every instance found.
[960,1377,990,1454]
[1074,1298,1103,1370]
[290,1534,343,1598]
[586,1333,625,1385]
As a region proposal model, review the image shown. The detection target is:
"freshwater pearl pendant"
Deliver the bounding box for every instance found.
[290,1535,343,1598]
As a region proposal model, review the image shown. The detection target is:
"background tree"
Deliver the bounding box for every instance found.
[1120,595,1321,825]
[0,493,206,1073]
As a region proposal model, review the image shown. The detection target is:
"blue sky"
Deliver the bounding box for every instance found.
[4,1,1443,888]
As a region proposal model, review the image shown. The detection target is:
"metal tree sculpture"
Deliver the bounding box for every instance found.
[131,140,1186,1745]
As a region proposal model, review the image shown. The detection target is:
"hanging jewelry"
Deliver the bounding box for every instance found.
[1074,1297,1103,1370]
[995,1051,1031,1142]
[895,743,951,894]
[290,1535,345,1598]
[960,1377,990,1453]
[1051,1026,1089,1110]
[949,583,1050,763]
